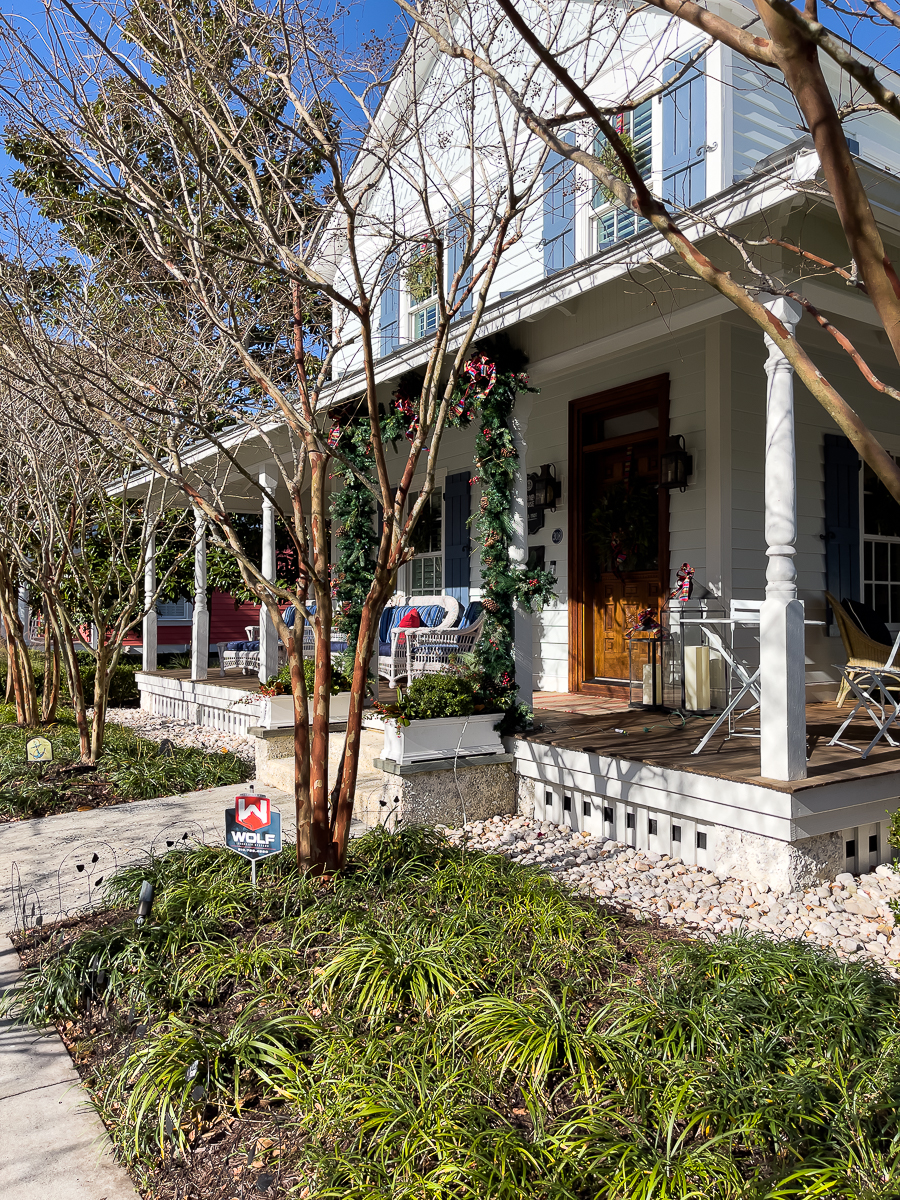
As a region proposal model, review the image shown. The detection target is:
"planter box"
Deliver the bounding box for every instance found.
[259,691,352,729]
[381,712,503,765]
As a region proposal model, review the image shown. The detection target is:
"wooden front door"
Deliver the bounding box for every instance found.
[569,376,670,692]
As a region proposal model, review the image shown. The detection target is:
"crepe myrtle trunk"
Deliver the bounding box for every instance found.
[308,456,333,873]
[288,628,313,869]
[45,601,90,759]
[90,639,122,762]
[332,579,393,865]
[42,618,61,723]
[0,555,38,726]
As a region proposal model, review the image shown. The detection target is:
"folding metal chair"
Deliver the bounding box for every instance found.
[828,628,900,758]
[691,600,763,755]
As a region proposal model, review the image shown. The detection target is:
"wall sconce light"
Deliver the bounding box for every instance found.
[527,464,561,534]
[660,435,693,493]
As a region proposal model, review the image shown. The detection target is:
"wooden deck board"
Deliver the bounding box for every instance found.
[525,702,900,794]
[136,668,261,692]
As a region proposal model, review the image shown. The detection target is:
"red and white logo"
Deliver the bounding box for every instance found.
[235,794,271,831]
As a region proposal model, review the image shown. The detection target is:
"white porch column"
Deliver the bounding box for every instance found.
[191,511,209,681]
[259,473,279,683]
[511,396,534,708]
[760,297,807,781]
[142,531,157,672]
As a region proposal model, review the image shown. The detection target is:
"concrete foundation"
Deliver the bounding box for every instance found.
[714,826,846,891]
[362,757,516,830]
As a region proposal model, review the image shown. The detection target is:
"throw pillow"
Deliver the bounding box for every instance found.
[396,607,422,647]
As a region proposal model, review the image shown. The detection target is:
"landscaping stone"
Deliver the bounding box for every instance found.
[443,814,900,976]
[105,706,255,762]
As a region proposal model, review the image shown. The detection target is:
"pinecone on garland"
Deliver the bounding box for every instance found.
[480,496,489,513]
[484,530,500,548]
[482,596,500,613]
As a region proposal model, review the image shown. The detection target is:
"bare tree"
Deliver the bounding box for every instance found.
[0,0,554,869]
[403,0,900,504]
[0,384,191,759]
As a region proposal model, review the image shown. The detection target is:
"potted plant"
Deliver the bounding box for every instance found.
[374,673,503,765]
[259,656,358,729]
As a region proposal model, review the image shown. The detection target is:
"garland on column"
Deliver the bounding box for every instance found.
[462,337,557,727]
[329,338,557,730]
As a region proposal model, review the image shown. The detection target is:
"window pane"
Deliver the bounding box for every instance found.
[864,539,873,581]
[875,583,890,623]
[875,540,889,581]
[617,211,635,239]
[865,582,874,608]
[891,543,900,579]
[598,211,616,247]
[892,585,900,623]
[864,460,900,536]
[411,559,423,594]
[434,557,442,592]
[423,557,435,592]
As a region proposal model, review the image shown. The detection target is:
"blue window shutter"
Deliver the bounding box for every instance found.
[543,133,575,276]
[379,255,400,357]
[443,471,470,605]
[662,55,707,209]
[823,434,861,626]
[447,210,473,316]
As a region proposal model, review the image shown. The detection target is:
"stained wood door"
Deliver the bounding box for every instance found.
[569,377,670,692]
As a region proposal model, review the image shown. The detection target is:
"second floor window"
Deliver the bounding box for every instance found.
[593,101,652,249]
[407,243,438,340]
[543,132,576,276]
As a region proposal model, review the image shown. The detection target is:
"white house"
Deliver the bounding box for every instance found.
[136,2,900,888]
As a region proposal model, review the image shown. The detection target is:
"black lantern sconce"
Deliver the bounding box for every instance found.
[527,464,562,534]
[660,435,693,493]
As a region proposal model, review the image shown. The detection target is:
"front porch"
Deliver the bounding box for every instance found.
[137,668,264,734]
[518,692,900,886]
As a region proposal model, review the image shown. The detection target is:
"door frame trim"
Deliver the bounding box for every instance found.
[568,374,671,693]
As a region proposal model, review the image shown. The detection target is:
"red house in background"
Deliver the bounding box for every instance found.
[123,591,265,657]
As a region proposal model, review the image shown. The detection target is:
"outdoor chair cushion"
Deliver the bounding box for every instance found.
[396,608,422,646]
[416,604,445,628]
[225,639,260,651]
[459,601,483,627]
[378,605,413,643]
[843,597,892,647]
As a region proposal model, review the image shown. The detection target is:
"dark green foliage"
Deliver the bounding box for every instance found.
[6,831,900,1197]
[330,417,381,653]
[97,740,249,801]
[61,653,141,707]
[0,710,249,817]
[465,336,558,723]
[266,653,356,697]
[378,672,480,721]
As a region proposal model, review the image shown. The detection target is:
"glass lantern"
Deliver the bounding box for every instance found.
[661,597,728,714]
[627,627,665,710]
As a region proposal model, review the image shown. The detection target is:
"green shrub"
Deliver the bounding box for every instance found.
[61,653,141,707]
[266,653,356,697]
[97,740,250,801]
[382,672,479,721]
[7,832,900,1197]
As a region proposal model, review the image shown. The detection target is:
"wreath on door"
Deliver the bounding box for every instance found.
[587,477,659,574]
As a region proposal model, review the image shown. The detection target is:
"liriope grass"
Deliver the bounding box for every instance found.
[5,826,900,1198]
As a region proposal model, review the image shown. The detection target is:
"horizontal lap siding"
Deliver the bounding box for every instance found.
[731,322,900,685]
[527,325,708,692]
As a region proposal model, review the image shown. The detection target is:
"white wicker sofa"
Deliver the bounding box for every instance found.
[216,603,348,677]
[376,595,461,687]
[405,602,484,680]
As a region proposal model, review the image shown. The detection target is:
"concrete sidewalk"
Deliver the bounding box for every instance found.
[0,780,294,1200]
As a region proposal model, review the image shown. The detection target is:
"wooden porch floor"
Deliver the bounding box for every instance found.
[137,668,262,692]
[527,696,900,795]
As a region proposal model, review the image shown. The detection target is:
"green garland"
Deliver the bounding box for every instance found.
[463,337,557,727]
[328,337,557,729]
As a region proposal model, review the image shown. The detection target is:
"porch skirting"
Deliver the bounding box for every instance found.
[137,672,262,735]
[511,735,898,891]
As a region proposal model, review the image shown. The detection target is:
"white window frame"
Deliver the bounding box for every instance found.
[157,597,194,623]
[591,98,655,252]
[860,445,900,633]
[406,471,446,597]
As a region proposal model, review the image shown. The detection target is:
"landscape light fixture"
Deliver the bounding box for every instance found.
[136,880,154,925]
[660,435,693,492]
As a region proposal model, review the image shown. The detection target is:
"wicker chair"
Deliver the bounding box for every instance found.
[825,591,895,707]
[406,614,485,680]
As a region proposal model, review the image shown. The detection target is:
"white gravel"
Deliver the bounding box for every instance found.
[104,707,255,764]
[442,813,900,974]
